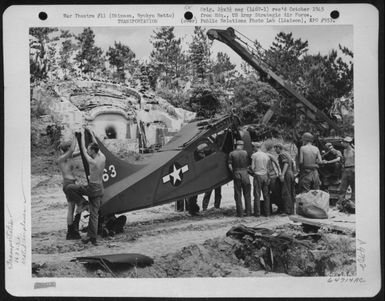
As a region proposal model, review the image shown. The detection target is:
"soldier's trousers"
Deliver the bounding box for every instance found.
[299,168,320,193]
[281,172,295,215]
[269,177,281,212]
[339,167,355,202]
[65,182,103,239]
[233,170,252,217]
[62,179,89,215]
[202,187,222,210]
[253,174,271,216]
[188,195,199,214]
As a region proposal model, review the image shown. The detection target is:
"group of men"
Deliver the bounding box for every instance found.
[297,133,355,207]
[57,128,106,246]
[227,139,297,217]
[185,132,355,218]
[58,127,355,243]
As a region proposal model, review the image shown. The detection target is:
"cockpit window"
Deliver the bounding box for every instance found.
[208,130,226,149]
[194,141,215,161]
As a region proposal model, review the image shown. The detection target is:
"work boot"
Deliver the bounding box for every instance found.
[81,237,98,246]
[66,224,81,240]
[101,227,110,238]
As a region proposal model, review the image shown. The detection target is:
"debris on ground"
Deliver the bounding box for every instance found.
[289,208,355,236]
[73,253,154,277]
[33,221,355,278]
[296,190,329,219]
[337,199,355,214]
[226,223,356,276]
[32,262,47,274]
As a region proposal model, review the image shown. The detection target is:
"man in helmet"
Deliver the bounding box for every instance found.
[338,136,355,206]
[298,132,323,193]
[228,140,252,217]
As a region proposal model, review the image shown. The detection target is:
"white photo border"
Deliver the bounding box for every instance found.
[3,3,381,297]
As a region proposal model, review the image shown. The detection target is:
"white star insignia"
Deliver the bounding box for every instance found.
[170,164,182,185]
[162,163,189,185]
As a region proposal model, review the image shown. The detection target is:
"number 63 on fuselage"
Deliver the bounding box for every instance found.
[78,115,253,218]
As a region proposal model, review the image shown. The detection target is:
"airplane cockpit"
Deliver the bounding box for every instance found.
[193,128,236,161]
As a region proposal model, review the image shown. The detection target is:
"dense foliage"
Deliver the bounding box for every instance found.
[29,26,353,136]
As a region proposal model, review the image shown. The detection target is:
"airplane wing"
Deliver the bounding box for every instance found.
[77,115,248,216]
[99,115,243,216]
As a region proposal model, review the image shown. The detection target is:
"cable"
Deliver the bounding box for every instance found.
[233,28,277,71]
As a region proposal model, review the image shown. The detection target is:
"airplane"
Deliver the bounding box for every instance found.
[77,114,253,218]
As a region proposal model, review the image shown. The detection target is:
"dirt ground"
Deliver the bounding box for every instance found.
[31,165,356,278]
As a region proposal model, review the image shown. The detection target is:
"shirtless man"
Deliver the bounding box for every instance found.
[57,137,88,240]
[68,128,106,245]
[298,132,323,193]
[80,128,106,245]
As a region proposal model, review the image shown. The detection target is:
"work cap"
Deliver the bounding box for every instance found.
[343,136,353,143]
[325,142,332,148]
[302,132,314,142]
[236,140,244,145]
[197,143,208,151]
[253,142,262,148]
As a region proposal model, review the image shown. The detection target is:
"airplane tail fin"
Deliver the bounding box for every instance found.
[75,131,91,183]
[76,130,145,189]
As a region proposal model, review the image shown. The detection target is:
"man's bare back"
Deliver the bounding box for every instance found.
[57,139,79,180]
[300,144,322,168]
[88,152,106,184]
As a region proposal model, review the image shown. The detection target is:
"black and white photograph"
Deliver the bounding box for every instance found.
[29,24,357,277]
[4,4,381,297]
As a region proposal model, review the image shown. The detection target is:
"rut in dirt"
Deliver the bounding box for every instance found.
[33,222,356,278]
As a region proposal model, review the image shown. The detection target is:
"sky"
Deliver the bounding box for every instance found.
[61,25,353,68]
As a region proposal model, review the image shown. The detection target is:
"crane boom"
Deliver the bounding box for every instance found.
[207,27,340,132]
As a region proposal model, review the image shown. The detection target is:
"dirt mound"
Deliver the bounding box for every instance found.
[33,236,283,278]
[227,224,356,277]
[33,222,355,278]
[146,238,240,277]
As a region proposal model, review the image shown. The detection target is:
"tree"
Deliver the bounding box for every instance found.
[253,31,353,135]
[298,50,353,112]
[212,52,235,75]
[59,29,73,39]
[75,27,104,75]
[189,26,212,81]
[232,78,279,124]
[106,41,136,82]
[212,52,237,87]
[264,32,308,83]
[59,39,75,79]
[29,27,58,83]
[189,82,227,118]
[149,27,186,87]
[29,27,58,44]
